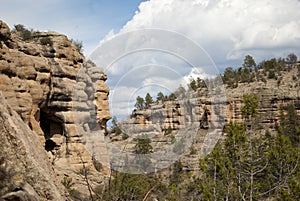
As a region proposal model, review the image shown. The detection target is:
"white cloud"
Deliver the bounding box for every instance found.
[117,0,300,63]
[91,0,300,118]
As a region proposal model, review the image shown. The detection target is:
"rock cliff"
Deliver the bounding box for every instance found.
[113,62,300,173]
[0,92,71,200]
[0,20,111,198]
[129,64,300,132]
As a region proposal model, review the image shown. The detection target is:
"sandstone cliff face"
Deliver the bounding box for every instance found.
[0,92,71,200]
[130,65,300,133]
[0,20,111,196]
[115,63,300,174]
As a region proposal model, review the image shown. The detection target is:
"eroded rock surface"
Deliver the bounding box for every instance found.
[0,20,111,196]
[0,92,71,200]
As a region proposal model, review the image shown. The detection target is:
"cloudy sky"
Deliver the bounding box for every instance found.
[1,0,300,120]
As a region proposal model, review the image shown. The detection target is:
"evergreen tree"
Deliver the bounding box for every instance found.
[287,53,298,63]
[145,93,153,108]
[156,91,165,102]
[134,96,145,110]
[189,78,197,91]
[243,55,257,72]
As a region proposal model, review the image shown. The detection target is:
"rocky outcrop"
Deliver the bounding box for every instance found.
[0,92,70,200]
[116,63,300,174]
[130,65,300,133]
[0,20,111,195]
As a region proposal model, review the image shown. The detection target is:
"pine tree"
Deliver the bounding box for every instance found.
[145,93,153,108]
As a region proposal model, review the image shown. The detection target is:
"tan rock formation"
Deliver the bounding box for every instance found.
[0,92,71,200]
[119,63,300,174]
[0,20,111,194]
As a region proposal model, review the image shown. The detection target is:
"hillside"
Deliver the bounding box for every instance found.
[108,57,300,200]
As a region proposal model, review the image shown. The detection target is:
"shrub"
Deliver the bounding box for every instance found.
[87,59,96,67]
[165,125,173,135]
[13,24,32,40]
[286,53,298,63]
[71,39,83,53]
[122,133,129,140]
[268,70,276,79]
[134,135,153,154]
[40,37,53,46]
[61,176,74,191]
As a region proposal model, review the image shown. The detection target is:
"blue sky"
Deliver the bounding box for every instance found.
[0,0,146,55]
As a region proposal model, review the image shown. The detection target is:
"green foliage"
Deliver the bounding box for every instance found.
[168,93,177,101]
[195,121,300,200]
[189,93,299,201]
[268,70,276,79]
[101,172,157,201]
[134,135,153,154]
[170,161,184,185]
[165,125,173,135]
[260,58,278,71]
[78,166,91,177]
[71,39,83,53]
[60,176,86,200]
[189,77,197,91]
[40,37,53,46]
[156,91,165,102]
[286,53,298,63]
[145,93,153,108]
[241,93,259,119]
[223,67,238,88]
[240,66,254,83]
[243,55,256,71]
[279,104,300,145]
[196,77,206,88]
[171,135,176,144]
[61,176,75,191]
[122,133,129,140]
[134,96,145,110]
[87,59,96,67]
[13,24,32,40]
[110,116,122,135]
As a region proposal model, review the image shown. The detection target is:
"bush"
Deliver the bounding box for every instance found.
[87,59,96,67]
[286,53,298,63]
[268,70,276,79]
[40,37,53,46]
[134,135,153,154]
[13,24,33,40]
[165,125,173,135]
[71,39,83,53]
[122,133,129,140]
[61,176,74,191]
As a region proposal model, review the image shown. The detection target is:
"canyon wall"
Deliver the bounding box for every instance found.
[0,20,111,198]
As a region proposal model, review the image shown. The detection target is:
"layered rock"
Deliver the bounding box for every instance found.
[0,20,111,190]
[130,65,300,133]
[0,92,70,200]
[115,63,300,174]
